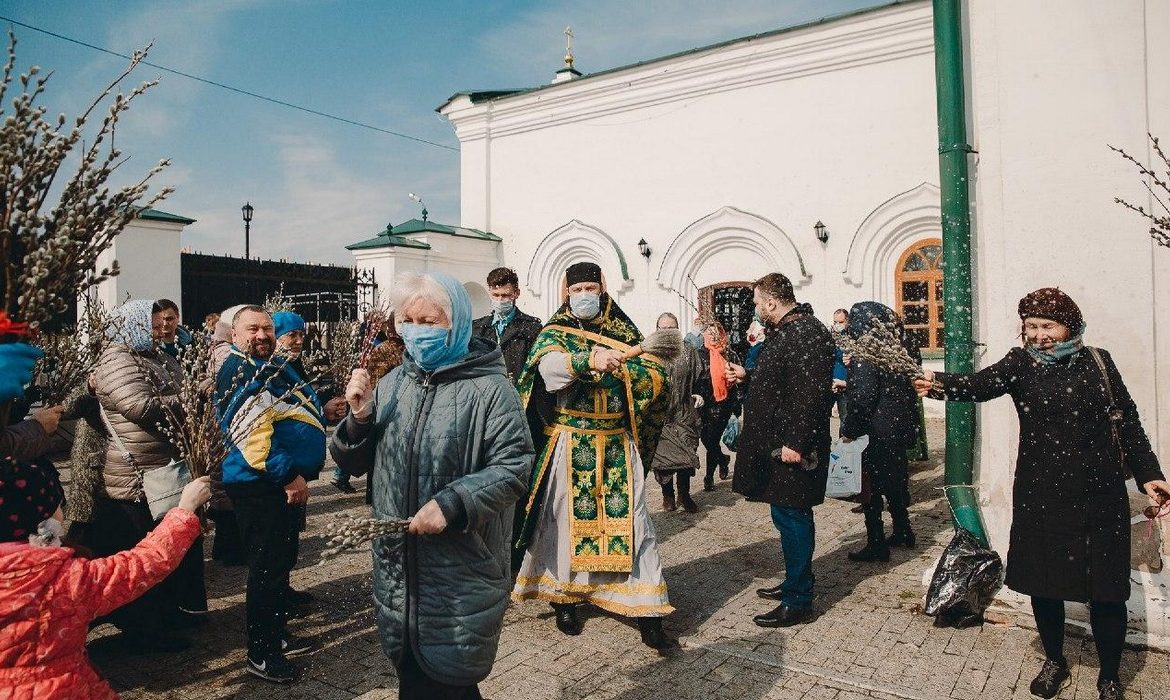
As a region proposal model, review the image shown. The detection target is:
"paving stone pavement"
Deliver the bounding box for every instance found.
[87,418,1170,699]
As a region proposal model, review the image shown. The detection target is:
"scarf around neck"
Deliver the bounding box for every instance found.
[1026,333,1085,365]
[703,333,729,402]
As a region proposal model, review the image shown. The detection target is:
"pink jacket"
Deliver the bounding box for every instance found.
[0,509,202,699]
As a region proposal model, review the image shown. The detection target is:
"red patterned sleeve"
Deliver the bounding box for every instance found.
[68,509,203,619]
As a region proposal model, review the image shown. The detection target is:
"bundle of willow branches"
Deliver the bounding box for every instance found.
[0,33,172,330]
[32,297,121,404]
[319,514,411,561]
[150,332,223,480]
[139,336,323,480]
[1111,134,1170,250]
[834,318,925,380]
[322,320,360,387]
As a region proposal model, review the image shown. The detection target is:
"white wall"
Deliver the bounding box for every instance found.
[444,1,941,333]
[90,219,183,314]
[967,0,1170,644]
[351,236,503,319]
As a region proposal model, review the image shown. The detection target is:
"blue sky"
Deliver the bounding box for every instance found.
[3,0,877,265]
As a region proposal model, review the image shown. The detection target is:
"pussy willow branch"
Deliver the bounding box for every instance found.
[834,318,925,381]
[357,298,394,369]
[0,32,172,329]
[1110,134,1170,249]
[319,514,411,562]
[32,296,121,404]
[263,283,295,314]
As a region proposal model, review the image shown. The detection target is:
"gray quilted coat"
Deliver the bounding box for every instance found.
[330,338,533,686]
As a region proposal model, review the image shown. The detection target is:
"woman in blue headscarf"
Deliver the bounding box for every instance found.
[330,272,533,700]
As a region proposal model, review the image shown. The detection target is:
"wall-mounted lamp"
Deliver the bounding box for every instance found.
[814,220,829,244]
[637,238,652,258]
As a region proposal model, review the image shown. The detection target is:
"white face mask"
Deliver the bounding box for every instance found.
[491,298,515,317]
[569,292,601,319]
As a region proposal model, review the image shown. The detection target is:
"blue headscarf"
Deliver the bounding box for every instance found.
[272,311,306,339]
[108,299,156,352]
[401,271,472,372]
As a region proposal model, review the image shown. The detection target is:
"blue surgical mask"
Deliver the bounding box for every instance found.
[491,299,515,317]
[398,323,456,372]
[569,292,600,320]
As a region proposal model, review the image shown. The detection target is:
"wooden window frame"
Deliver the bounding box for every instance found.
[894,238,944,352]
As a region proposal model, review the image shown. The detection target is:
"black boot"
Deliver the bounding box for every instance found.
[886,528,916,548]
[887,505,916,548]
[637,617,678,650]
[551,603,582,636]
[848,508,890,562]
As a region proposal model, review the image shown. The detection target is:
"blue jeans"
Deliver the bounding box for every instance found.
[332,465,349,484]
[769,505,816,609]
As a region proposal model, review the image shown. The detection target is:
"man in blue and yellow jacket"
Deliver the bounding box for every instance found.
[215,305,325,683]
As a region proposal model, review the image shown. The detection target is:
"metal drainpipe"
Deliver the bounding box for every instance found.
[932,0,989,546]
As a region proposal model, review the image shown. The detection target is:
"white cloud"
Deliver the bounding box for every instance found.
[179,129,460,266]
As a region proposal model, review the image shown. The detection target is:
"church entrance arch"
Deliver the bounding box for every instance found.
[527,220,632,319]
[656,206,809,330]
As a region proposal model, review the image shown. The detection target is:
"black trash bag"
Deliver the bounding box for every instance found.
[924,527,1004,628]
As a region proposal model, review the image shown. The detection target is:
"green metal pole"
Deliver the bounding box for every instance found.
[932,0,988,546]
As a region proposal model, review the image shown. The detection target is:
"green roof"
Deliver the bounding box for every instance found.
[345,218,501,252]
[437,0,910,113]
[137,207,196,225]
[346,234,431,251]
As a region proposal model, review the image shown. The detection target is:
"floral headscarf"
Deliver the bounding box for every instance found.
[108,299,156,352]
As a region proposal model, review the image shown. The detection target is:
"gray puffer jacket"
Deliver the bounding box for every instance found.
[330,338,533,686]
[92,343,183,502]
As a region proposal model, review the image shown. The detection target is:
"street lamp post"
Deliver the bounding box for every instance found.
[241,202,254,259]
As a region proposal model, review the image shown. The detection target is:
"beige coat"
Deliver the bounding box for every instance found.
[92,344,183,502]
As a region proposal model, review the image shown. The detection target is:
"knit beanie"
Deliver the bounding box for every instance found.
[0,460,65,543]
[272,311,306,339]
[1017,287,1084,334]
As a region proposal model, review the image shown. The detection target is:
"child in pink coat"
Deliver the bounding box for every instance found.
[0,461,210,699]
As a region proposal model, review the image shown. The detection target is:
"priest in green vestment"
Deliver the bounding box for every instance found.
[512,261,677,650]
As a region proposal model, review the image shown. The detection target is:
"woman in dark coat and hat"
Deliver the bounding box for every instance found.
[916,288,1169,700]
[840,302,920,562]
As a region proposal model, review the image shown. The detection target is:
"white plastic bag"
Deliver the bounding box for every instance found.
[825,435,868,499]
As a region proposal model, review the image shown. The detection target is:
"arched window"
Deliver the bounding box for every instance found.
[895,238,943,351]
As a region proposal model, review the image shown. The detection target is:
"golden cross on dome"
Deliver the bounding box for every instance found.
[564,26,575,69]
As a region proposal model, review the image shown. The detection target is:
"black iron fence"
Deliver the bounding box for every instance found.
[180,253,374,325]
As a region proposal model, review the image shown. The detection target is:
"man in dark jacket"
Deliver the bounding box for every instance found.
[471,267,542,384]
[727,273,834,628]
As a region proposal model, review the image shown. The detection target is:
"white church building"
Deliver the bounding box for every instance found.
[350,0,1170,645]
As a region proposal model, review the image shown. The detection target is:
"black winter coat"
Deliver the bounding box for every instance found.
[840,358,919,450]
[732,304,835,509]
[932,346,1164,602]
[472,310,543,383]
